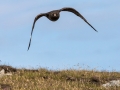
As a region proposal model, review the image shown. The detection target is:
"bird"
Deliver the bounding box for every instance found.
[27,7,98,50]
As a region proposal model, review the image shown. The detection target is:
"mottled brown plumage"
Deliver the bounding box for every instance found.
[28,7,97,50]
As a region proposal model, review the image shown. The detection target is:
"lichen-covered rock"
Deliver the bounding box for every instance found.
[102,80,120,87]
[0,69,12,78]
[0,65,17,73]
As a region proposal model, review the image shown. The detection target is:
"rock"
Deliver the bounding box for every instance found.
[0,69,12,78]
[0,65,17,73]
[0,83,11,90]
[102,80,120,87]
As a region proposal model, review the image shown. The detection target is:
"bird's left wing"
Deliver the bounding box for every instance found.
[60,7,98,32]
[28,13,47,51]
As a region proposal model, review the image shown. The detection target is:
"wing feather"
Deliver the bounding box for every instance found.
[60,7,98,32]
[28,13,47,51]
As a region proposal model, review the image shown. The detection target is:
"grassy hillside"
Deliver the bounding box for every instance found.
[0,65,120,90]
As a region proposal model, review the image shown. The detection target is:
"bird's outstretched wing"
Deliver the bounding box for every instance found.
[28,13,47,51]
[60,7,98,32]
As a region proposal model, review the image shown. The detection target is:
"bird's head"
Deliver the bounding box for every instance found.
[47,11,60,21]
[53,13,57,17]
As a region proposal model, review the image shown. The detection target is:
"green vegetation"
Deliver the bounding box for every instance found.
[0,65,120,90]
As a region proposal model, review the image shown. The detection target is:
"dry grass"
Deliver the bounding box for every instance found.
[0,65,120,90]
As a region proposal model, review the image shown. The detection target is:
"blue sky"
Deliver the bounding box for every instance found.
[0,0,120,71]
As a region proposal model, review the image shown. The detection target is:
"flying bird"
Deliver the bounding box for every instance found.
[28,7,98,50]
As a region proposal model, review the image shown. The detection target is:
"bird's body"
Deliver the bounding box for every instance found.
[46,10,60,21]
[28,7,98,50]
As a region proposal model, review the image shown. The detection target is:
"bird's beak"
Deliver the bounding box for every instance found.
[54,14,56,16]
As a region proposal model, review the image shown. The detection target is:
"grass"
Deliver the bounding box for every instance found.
[0,65,120,90]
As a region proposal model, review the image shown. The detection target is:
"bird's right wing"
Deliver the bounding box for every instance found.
[60,7,98,32]
[28,13,47,51]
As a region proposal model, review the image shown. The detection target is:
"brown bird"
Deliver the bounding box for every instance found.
[28,7,98,50]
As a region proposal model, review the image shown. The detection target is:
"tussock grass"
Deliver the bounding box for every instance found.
[0,65,120,90]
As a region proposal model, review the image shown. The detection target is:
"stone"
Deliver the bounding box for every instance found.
[102,80,120,87]
[0,69,12,78]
